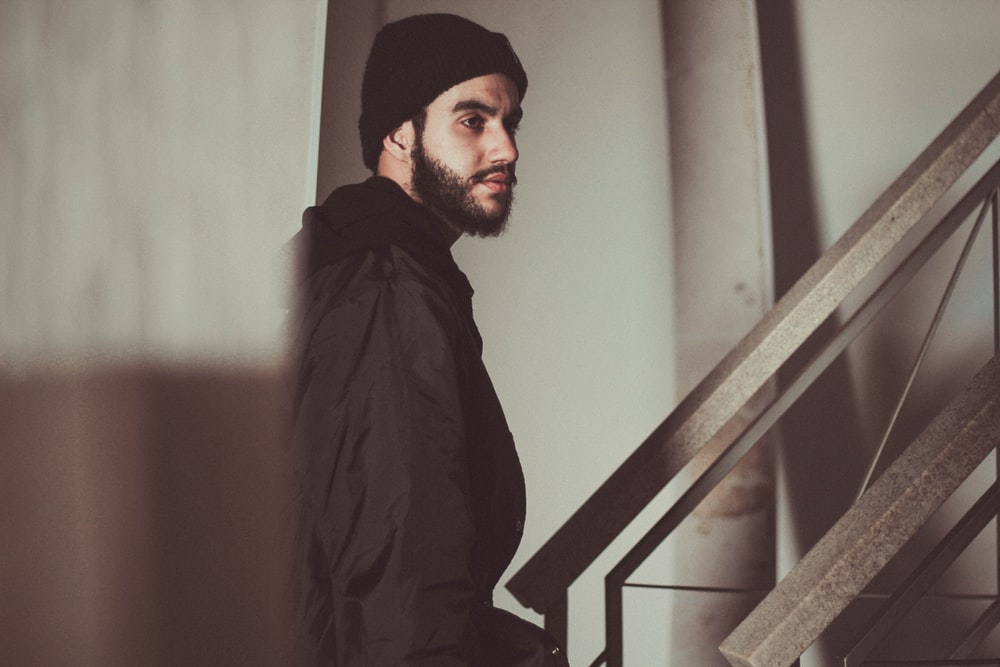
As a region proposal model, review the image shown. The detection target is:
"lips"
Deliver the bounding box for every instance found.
[479,172,514,194]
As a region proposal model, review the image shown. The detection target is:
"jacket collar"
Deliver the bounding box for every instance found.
[295,177,473,299]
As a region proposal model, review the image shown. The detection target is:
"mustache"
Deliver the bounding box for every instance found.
[472,164,517,186]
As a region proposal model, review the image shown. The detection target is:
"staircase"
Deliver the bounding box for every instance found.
[507,70,1000,667]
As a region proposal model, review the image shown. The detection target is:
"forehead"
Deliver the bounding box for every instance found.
[426,73,521,116]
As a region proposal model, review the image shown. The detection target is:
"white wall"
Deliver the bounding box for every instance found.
[0,0,323,369]
[795,0,1000,441]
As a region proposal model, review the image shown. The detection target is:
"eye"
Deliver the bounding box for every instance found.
[460,115,485,131]
[505,120,520,137]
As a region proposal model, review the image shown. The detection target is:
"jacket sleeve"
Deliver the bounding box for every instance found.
[293,267,479,666]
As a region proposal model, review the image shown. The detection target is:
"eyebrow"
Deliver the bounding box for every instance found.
[451,99,523,123]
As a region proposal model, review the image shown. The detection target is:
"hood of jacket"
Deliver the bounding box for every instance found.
[294,176,473,300]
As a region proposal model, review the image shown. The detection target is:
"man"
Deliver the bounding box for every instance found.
[289,13,567,666]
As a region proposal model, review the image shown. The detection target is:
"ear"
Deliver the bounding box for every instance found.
[383,121,415,163]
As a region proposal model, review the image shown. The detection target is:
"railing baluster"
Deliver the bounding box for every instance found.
[544,590,568,658]
[857,192,996,500]
[605,575,623,667]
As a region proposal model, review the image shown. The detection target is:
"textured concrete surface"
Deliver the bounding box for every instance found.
[664,1,776,664]
[720,355,1000,667]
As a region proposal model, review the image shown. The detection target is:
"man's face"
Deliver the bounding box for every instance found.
[410,73,522,238]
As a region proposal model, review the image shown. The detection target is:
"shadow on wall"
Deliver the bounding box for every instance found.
[1,365,294,666]
[758,0,999,662]
[757,0,866,565]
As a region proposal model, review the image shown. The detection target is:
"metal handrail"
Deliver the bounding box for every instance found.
[606,166,1000,667]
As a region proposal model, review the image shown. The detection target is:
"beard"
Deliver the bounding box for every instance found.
[410,133,515,238]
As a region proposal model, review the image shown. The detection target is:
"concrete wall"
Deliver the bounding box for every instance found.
[658,3,775,664]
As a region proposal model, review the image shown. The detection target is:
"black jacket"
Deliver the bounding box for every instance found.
[289,177,532,665]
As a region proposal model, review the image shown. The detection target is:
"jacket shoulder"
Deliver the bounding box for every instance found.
[293,244,465,355]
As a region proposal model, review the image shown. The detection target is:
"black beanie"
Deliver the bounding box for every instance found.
[359,13,528,171]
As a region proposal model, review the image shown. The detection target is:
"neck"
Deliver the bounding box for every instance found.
[376,168,463,246]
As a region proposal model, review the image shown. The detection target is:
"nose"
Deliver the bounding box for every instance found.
[488,126,518,164]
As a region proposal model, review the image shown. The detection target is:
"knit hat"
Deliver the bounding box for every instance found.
[359,13,528,171]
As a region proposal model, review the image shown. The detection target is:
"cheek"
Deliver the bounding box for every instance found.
[443,146,480,173]
[425,132,484,174]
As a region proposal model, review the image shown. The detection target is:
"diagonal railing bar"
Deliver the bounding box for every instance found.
[857,191,996,500]
[507,70,1000,627]
[623,582,772,595]
[719,355,1000,667]
[949,599,1000,661]
[841,480,1000,666]
[597,159,1000,666]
